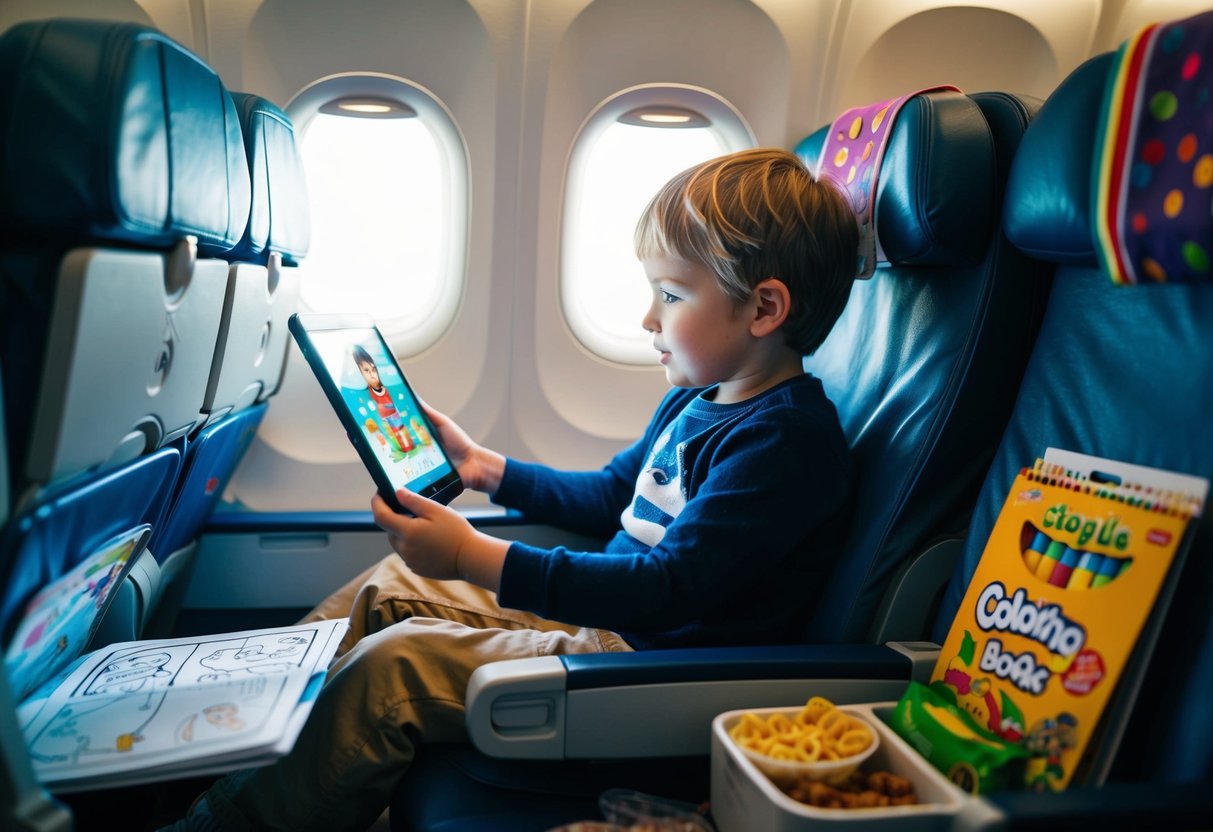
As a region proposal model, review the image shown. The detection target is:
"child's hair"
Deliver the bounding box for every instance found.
[634,148,858,355]
[352,345,375,369]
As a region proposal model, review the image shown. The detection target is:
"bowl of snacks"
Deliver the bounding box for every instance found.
[725,696,880,787]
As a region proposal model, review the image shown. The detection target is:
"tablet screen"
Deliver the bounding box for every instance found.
[304,326,457,496]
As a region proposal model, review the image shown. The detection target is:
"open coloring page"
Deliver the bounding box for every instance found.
[17,618,346,787]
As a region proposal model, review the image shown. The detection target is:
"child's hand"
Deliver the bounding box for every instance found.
[418,400,505,493]
[371,490,508,590]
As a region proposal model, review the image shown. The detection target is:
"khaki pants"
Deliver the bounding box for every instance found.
[205,555,632,831]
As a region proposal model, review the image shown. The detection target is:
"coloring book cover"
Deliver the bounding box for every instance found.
[930,450,1206,791]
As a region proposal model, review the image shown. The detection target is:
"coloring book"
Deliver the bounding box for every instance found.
[920,449,1206,792]
[15,617,347,792]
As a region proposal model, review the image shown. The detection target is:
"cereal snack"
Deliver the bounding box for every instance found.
[781,768,918,809]
[727,696,878,785]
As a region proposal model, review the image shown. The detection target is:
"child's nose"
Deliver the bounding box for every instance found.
[641,303,660,333]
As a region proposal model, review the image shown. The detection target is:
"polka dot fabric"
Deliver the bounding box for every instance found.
[1095,11,1213,284]
[815,86,959,279]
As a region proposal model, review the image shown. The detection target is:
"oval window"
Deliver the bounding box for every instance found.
[288,75,468,354]
[562,85,754,364]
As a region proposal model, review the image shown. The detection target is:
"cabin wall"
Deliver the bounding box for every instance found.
[1,0,1207,513]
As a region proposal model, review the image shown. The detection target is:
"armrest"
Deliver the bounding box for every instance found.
[869,536,966,642]
[975,780,1213,832]
[203,507,526,533]
[466,641,940,760]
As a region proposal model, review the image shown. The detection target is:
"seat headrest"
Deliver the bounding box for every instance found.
[0,18,250,256]
[795,89,997,269]
[1002,53,1117,267]
[227,92,311,266]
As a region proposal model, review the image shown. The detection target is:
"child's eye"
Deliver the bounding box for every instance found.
[660,290,680,304]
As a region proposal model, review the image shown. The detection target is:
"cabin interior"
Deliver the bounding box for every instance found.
[1,2,1212,830]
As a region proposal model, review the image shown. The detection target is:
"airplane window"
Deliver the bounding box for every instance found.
[562,87,753,365]
[289,77,467,354]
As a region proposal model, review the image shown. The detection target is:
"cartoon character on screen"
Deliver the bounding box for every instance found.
[352,344,414,454]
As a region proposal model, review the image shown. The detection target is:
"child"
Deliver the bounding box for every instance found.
[164,147,860,831]
[352,344,414,453]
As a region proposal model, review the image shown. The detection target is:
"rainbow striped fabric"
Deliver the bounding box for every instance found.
[1094,11,1213,284]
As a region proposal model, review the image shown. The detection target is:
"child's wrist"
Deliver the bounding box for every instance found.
[455,532,506,592]
[476,450,507,493]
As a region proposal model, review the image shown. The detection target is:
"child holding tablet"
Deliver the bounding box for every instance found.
[163,147,861,831]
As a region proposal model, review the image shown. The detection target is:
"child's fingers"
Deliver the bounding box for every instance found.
[393,488,431,516]
[417,398,443,423]
[371,492,414,529]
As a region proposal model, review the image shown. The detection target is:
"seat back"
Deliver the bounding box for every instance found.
[139,93,309,639]
[0,18,252,828]
[202,91,309,426]
[796,88,1049,643]
[934,33,1213,795]
[0,18,250,502]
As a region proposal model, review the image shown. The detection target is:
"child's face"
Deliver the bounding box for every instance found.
[358,360,382,389]
[641,255,756,393]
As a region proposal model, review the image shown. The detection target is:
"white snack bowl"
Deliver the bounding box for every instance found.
[732,706,880,786]
[711,702,968,832]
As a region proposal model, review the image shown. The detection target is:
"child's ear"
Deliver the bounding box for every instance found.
[749,277,791,337]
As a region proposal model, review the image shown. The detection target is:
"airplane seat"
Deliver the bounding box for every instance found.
[141,91,310,640]
[796,88,1049,645]
[0,18,250,501]
[927,16,1213,823]
[0,17,250,828]
[389,87,1051,832]
[0,368,7,532]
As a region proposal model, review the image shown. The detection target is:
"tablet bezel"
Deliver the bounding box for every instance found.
[288,313,464,512]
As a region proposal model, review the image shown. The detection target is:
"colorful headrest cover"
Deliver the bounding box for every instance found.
[1094,11,1213,284]
[816,86,961,277]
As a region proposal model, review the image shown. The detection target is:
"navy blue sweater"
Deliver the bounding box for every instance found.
[494,375,855,649]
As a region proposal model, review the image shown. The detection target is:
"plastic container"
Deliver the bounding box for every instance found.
[711,702,968,832]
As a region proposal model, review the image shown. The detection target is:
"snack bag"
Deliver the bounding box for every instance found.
[887,681,1027,795]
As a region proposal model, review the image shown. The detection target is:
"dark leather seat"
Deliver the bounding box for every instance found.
[935,38,1213,827]
[0,18,253,829]
[139,91,310,640]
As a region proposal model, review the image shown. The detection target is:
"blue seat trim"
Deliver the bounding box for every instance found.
[149,404,266,560]
[1002,53,1114,266]
[202,507,527,534]
[560,644,910,690]
[226,92,310,265]
[0,445,180,648]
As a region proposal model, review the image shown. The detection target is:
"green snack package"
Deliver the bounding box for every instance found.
[885,681,1028,794]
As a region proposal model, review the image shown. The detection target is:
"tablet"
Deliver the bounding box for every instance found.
[288,313,464,511]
